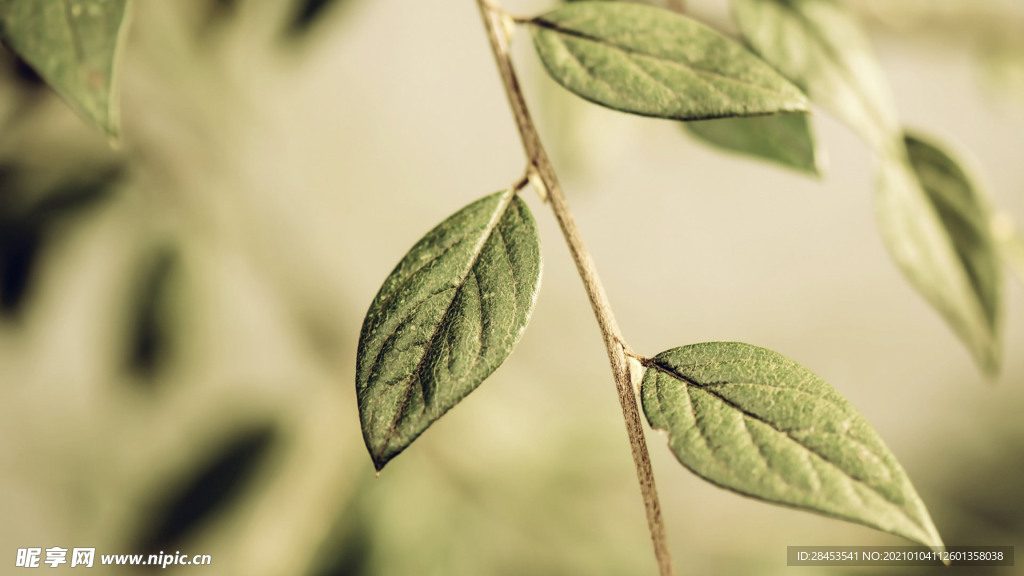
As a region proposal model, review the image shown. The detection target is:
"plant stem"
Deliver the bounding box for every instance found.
[474,3,675,575]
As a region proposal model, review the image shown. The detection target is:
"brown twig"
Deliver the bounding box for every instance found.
[474,2,675,575]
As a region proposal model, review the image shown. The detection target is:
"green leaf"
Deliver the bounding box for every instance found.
[730,0,900,152]
[684,113,823,176]
[0,0,132,137]
[641,342,944,548]
[528,2,809,121]
[876,135,1002,375]
[356,189,542,470]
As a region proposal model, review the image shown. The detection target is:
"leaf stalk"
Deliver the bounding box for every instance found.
[474,2,675,574]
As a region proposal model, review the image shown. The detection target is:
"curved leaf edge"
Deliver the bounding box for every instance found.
[682,112,826,177]
[0,0,134,138]
[878,131,1004,377]
[356,189,543,471]
[640,341,945,550]
[526,2,810,122]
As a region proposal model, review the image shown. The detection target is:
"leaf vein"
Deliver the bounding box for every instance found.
[533,18,797,101]
[373,192,515,462]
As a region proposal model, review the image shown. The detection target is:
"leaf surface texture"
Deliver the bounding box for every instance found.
[356,190,541,470]
[530,2,808,121]
[0,0,131,135]
[642,342,943,547]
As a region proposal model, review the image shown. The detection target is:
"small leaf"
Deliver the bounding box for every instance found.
[0,167,119,317]
[528,2,808,121]
[684,113,823,176]
[127,246,179,381]
[0,0,132,136]
[876,135,1002,375]
[356,189,541,470]
[731,0,900,152]
[136,425,275,552]
[641,342,944,548]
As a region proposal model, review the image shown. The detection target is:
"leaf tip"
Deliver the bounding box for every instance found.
[371,452,389,472]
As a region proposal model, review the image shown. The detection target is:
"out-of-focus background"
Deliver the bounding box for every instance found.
[1,0,1022,574]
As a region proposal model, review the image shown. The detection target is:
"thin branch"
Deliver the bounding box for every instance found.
[474,2,675,575]
[511,170,531,193]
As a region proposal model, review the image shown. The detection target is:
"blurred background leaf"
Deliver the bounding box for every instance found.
[124,244,179,382]
[0,165,120,318]
[902,133,1003,371]
[284,0,353,39]
[135,424,277,554]
[874,154,1000,376]
[731,0,901,153]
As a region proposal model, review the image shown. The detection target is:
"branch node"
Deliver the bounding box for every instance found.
[527,163,549,203]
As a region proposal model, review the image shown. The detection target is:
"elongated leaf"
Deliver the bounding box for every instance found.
[136,425,276,552]
[641,342,944,548]
[528,2,808,121]
[0,0,131,136]
[0,166,119,317]
[731,0,899,152]
[876,136,1002,375]
[684,113,822,176]
[127,246,179,381]
[356,190,541,470]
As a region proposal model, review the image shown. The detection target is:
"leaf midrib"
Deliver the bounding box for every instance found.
[373,191,517,463]
[60,0,87,65]
[648,363,913,516]
[652,371,932,541]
